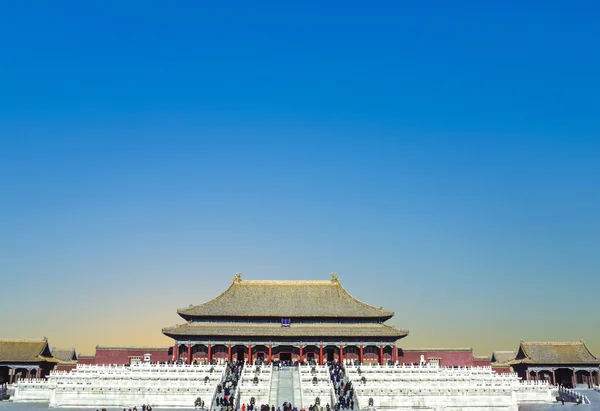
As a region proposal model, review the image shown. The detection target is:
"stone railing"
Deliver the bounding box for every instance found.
[15,378,49,384]
[266,365,273,408]
[12,362,228,407]
[299,365,334,408]
[558,385,590,404]
[236,364,272,409]
[297,366,305,408]
[346,363,553,409]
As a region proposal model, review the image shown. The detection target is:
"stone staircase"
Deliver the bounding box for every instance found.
[268,367,302,408]
[268,368,280,405]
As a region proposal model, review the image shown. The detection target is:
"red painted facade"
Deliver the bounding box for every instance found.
[473,357,491,367]
[76,356,96,365]
[397,348,475,367]
[55,364,77,372]
[94,347,171,365]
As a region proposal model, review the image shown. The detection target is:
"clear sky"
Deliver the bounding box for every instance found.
[0,1,599,357]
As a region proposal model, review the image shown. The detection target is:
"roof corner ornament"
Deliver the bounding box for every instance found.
[330,272,339,283]
[234,272,243,282]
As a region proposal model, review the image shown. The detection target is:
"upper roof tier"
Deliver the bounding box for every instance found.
[178,274,394,320]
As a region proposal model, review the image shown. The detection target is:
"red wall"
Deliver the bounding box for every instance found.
[473,359,491,367]
[398,349,474,367]
[94,347,171,365]
[55,364,77,372]
[77,356,96,365]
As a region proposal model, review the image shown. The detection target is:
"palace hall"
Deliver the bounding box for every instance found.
[162,274,407,365]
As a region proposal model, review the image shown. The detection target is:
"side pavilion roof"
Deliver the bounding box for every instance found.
[0,340,60,364]
[178,274,395,319]
[51,348,77,363]
[512,341,599,365]
[491,350,516,365]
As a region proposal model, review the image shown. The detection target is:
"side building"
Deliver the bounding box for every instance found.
[162,274,408,365]
[0,339,59,383]
[510,340,599,388]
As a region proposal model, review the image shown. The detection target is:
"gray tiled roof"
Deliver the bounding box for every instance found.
[491,350,515,365]
[514,341,599,365]
[178,276,394,319]
[0,340,59,364]
[51,348,77,362]
[162,322,407,339]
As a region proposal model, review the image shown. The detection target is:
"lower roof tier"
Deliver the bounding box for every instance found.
[162,322,408,340]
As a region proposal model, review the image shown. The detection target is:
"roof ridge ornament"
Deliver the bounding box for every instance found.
[330,272,339,283]
[234,272,243,282]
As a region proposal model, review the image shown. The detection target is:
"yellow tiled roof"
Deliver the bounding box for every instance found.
[514,341,599,365]
[0,340,59,363]
[51,348,77,362]
[178,276,394,319]
[491,350,515,365]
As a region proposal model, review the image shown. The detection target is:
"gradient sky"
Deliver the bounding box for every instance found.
[1,1,599,357]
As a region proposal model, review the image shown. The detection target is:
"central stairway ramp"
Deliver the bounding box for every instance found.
[268,367,280,405]
[268,366,303,408]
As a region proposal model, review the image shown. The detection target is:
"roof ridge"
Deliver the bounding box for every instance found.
[522,341,583,345]
[177,275,395,318]
[240,280,334,285]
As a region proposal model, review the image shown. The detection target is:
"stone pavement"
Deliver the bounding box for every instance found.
[520,389,600,411]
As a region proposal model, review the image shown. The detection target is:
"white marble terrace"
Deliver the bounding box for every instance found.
[12,363,227,408]
[237,364,274,407]
[345,363,554,410]
[298,365,335,408]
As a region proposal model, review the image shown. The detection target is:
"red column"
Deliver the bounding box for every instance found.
[207,344,212,363]
[187,344,192,364]
[526,370,531,381]
[173,343,178,361]
[379,345,384,365]
[319,345,323,365]
[572,369,577,387]
[268,345,273,363]
[248,345,252,364]
[36,368,41,379]
[9,370,13,384]
[359,345,364,364]
[299,346,303,363]
[339,345,344,363]
[228,344,232,362]
[393,345,397,365]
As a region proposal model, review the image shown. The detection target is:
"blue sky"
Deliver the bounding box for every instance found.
[0,1,599,355]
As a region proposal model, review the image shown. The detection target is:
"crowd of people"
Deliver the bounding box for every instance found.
[213,360,243,411]
[329,362,355,410]
[95,406,153,411]
[241,400,302,411]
